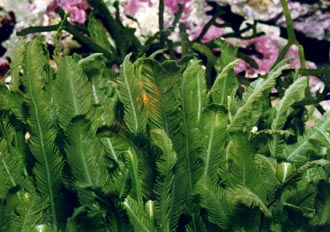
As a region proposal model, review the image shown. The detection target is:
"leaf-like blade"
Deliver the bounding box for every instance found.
[179,60,207,199]
[123,196,155,232]
[209,39,239,106]
[270,76,307,157]
[194,176,233,230]
[272,76,307,130]
[0,85,25,121]
[9,190,45,232]
[55,56,93,130]
[138,58,182,143]
[139,59,184,230]
[199,106,227,184]
[313,182,330,226]
[8,40,25,91]
[64,117,109,188]
[181,60,207,125]
[23,38,64,229]
[79,53,118,129]
[228,59,290,132]
[0,139,27,198]
[282,112,330,164]
[118,54,147,135]
[228,186,271,217]
[208,59,240,104]
[151,129,177,231]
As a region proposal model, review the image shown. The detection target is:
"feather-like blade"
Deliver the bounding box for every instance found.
[194,176,233,230]
[138,58,182,143]
[282,112,330,164]
[123,196,155,232]
[229,186,271,217]
[150,129,177,231]
[64,117,108,188]
[200,106,227,184]
[208,39,239,106]
[178,60,207,195]
[55,56,93,130]
[8,40,25,91]
[118,54,147,135]
[23,38,64,229]
[228,59,290,132]
[270,76,307,157]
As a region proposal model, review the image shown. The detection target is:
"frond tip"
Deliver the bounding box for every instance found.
[118,54,147,135]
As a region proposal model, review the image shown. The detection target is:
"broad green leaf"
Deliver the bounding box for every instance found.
[282,112,330,164]
[228,59,290,132]
[118,54,147,135]
[0,85,25,121]
[23,38,64,229]
[194,176,233,230]
[55,56,93,130]
[270,76,307,157]
[228,186,271,217]
[138,58,182,141]
[151,128,177,231]
[79,53,118,129]
[179,60,207,199]
[87,14,115,54]
[199,106,227,184]
[209,39,239,106]
[64,117,108,188]
[8,40,25,91]
[123,196,155,232]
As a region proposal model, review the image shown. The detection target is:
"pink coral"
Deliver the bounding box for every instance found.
[47,0,89,24]
[192,19,227,43]
[234,35,305,77]
[234,35,281,77]
[165,0,191,14]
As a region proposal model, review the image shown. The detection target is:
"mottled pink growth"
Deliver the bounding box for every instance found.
[123,0,152,16]
[234,35,281,77]
[234,36,304,77]
[165,0,191,13]
[47,0,89,24]
[193,23,226,43]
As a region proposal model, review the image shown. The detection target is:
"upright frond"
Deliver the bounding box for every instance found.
[150,129,177,231]
[8,40,25,91]
[270,76,307,157]
[55,56,93,130]
[10,190,45,232]
[208,59,240,105]
[0,118,28,193]
[123,196,155,232]
[228,186,271,217]
[228,59,290,132]
[0,86,24,121]
[194,176,234,230]
[78,53,118,129]
[179,60,207,204]
[118,54,147,135]
[282,112,330,164]
[23,38,64,229]
[272,76,307,130]
[64,117,109,188]
[199,106,227,184]
[138,58,182,145]
[208,38,239,106]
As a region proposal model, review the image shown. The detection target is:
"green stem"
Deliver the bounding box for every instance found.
[273,0,306,69]
[280,0,296,42]
[16,25,60,36]
[159,0,165,46]
[65,24,115,62]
